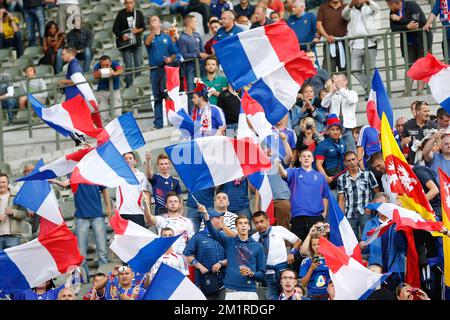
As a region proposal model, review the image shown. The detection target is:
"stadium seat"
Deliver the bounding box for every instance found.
[94,30,115,49]
[132,75,150,90]
[84,13,102,28]
[103,20,115,31]
[0,48,12,65]
[92,3,111,17]
[13,56,32,70]
[0,162,11,175]
[6,67,23,81]
[35,64,54,76]
[78,0,92,10]
[143,6,163,17]
[23,46,44,61]
[122,85,144,103]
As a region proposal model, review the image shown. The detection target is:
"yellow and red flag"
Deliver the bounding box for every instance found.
[380,113,436,222]
[438,168,450,287]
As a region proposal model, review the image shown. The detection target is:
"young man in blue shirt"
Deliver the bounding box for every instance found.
[93,55,124,120]
[277,148,329,242]
[144,15,177,129]
[178,15,209,114]
[200,205,266,300]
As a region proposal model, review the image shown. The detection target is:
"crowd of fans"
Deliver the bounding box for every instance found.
[0,0,449,301]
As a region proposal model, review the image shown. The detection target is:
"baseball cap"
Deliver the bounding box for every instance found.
[208,210,225,218]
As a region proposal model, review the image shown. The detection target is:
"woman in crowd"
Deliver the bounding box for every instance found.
[40,20,65,74]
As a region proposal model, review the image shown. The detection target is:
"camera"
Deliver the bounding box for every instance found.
[313,256,321,263]
[316,225,325,232]
[305,124,313,130]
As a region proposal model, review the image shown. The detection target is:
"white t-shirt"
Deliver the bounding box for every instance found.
[149,252,189,280]
[252,226,299,273]
[116,169,149,216]
[155,215,195,255]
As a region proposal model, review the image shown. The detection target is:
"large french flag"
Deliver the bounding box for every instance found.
[165,136,271,192]
[246,53,316,125]
[366,68,394,130]
[407,53,450,113]
[104,112,146,154]
[248,171,275,225]
[110,213,181,274]
[213,22,304,89]
[144,263,206,300]
[164,66,195,137]
[71,140,139,188]
[319,237,389,300]
[365,202,443,232]
[16,148,92,182]
[0,224,84,293]
[241,92,273,142]
[30,94,104,139]
[13,160,64,229]
[327,187,363,264]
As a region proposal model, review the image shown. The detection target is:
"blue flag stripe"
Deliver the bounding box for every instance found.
[144,263,185,300]
[327,187,345,247]
[372,69,394,128]
[0,251,30,293]
[97,141,139,185]
[118,112,146,150]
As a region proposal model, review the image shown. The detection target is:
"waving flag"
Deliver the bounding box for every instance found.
[144,263,206,300]
[247,53,316,125]
[363,220,394,247]
[380,113,436,222]
[366,202,443,232]
[237,106,258,143]
[366,68,394,130]
[438,168,450,287]
[241,92,273,141]
[110,213,181,274]
[16,148,92,182]
[165,136,270,192]
[0,224,83,293]
[248,171,275,225]
[327,187,362,264]
[213,22,303,89]
[30,94,104,139]
[104,112,145,153]
[13,160,64,229]
[164,66,195,137]
[70,141,139,189]
[65,59,102,128]
[319,237,389,300]
[407,53,450,113]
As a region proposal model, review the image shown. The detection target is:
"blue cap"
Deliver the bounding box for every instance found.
[208,210,225,218]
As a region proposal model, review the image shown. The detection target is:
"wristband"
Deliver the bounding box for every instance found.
[190,258,199,266]
[290,248,299,255]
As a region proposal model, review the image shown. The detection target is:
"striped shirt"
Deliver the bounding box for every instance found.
[337,169,379,219]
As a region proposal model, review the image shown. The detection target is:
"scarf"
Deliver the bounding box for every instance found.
[259,226,272,262]
[440,0,449,22]
[193,103,212,134]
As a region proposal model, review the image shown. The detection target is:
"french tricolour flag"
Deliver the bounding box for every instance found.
[407,53,450,113]
[247,52,316,125]
[16,148,92,182]
[165,136,271,192]
[110,213,181,274]
[104,112,146,154]
[71,140,139,188]
[366,202,443,232]
[0,224,84,293]
[13,160,64,229]
[366,68,394,131]
[241,92,273,142]
[165,66,195,137]
[248,172,275,225]
[327,187,363,264]
[144,263,206,300]
[319,237,389,300]
[30,94,104,139]
[213,22,304,89]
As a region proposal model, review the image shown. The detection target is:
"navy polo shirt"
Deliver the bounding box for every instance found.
[286,167,328,218]
[144,33,176,66]
[74,184,106,219]
[287,12,317,45]
[214,24,244,42]
[94,60,122,91]
[314,137,346,172]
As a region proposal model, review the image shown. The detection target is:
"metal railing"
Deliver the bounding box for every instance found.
[0,25,449,164]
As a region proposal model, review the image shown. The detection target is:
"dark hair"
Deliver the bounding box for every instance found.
[368,151,383,166]
[0,173,9,182]
[165,191,180,204]
[344,150,357,160]
[280,269,298,280]
[44,20,59,38]
[161,227,174,235]
[386,0,402,4]
[99,55,111,62]
[252,210,268,220]
[205,55,219,65]
[183,14,196,27]
[413,100,428,113]
[437,107,449,119]
[309,234,321,255]
[123,152,136,160]
[352,126,362,135]
[23,65,36,73]
[209,19,221,26]
[156,153,169,163]
[235,214,250,225]
[301,84,314,94]
[94,272,107,278]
